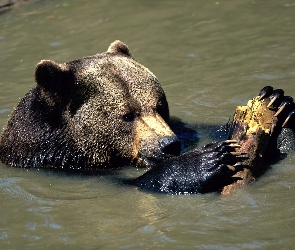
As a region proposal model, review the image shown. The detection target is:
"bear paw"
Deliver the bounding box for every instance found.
[191,140,246,193]
[258,86,295,128]
[131,140,245,194]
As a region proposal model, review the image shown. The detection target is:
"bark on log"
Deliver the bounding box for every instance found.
[222,96,281,194]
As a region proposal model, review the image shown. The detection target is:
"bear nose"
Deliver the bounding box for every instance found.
[158,136,181,156]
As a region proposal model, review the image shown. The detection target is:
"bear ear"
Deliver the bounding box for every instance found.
[107,40,132,57]
[35,60,75,98]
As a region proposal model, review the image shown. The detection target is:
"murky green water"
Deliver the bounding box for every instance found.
[1,0,295,249]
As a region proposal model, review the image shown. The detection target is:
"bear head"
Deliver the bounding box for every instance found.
[5,40,181,170]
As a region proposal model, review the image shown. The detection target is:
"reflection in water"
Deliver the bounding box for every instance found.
[0,0,295,248]
[136,194,164,225]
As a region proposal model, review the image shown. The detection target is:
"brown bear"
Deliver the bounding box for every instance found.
[0,41,294,194]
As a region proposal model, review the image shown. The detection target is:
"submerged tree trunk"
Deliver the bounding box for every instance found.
[222,96,281,195]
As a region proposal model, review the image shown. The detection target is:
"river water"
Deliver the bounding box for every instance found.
[1,0,295,249]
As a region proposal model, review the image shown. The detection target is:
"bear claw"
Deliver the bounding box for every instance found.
[274,96,294,117]
[282,110,295,127]
[258,86,273,101]
[227,164,235,171]
[223,140,241,149]
[267,89,284,108]
[230,151,242,156]
[225,139,238,143]
[228,143,241,148]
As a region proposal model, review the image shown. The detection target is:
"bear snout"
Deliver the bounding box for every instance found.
[158,136,181,156]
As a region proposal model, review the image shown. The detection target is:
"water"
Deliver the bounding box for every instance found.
[1,0,295,249]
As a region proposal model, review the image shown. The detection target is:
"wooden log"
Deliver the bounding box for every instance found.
[221,96,281,194]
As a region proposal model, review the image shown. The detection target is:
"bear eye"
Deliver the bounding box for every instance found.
[123,112,136,122]
[156,100,169,121]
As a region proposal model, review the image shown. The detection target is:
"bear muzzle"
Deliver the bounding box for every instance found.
[132,113,181,167]
[134,135,181,168]
[133,136,181,168]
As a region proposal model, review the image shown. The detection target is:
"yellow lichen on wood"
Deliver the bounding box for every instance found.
[221,96,278,195]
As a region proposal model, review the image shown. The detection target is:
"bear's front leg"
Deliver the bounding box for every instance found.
[130,140,245,194]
